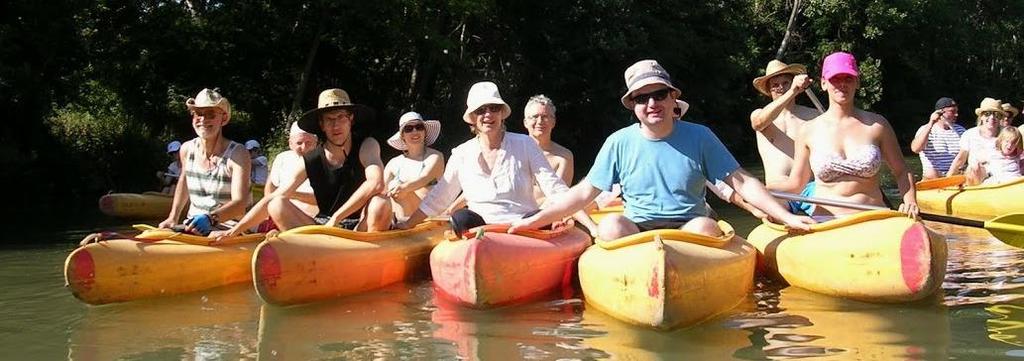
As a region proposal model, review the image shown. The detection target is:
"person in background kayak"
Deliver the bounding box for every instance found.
[396,81,588,235]
[383,111,445,223]
[521,95,600,236]
[157,140,182,194]
[158,88,252,235]
[1003,102,1019,127]
[911,97,965,180]
[509,60,814,239]
[246,140,269,186]
[946,98,1008,185]
[750,59,821,214]
[982,126,1024,185]
[768,52,919,220]
[263,122,320,220]
[216,88,391,239]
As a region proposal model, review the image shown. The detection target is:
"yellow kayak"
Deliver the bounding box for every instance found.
[578,221,755,330]
[98,192,173,219]
[252,221,447,306]
[917,176,1024,221]
[747,210,947,302]
[64,226,264,305]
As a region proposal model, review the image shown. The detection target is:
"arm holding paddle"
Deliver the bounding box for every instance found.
[213,163,308,241]
[750,74,814,132]
[326,138,388,229]
[723,169,814,231]
[877,115,920,219]
[910,110,943,154]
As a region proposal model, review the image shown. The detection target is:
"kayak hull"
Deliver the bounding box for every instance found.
[579,222,755,330]
[747,210,947,303]
[253,222,447,306]
[430,227,591,308]
[98,192,172,219]
[917,177,1024,221]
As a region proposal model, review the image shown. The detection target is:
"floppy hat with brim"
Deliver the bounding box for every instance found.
[387,112,441,151]
[620,59,681,109]
[462,82,511,124]
[1002,103,1019,119]
[298,88,372,136]
[674,99,691,119]
[186,88,231,119]
[975,97,1008,117]
[752,60,807,96]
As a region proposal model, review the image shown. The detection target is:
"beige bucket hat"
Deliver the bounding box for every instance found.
[186,88,231,119]
[975,98,1008,117]
[752,60,808,96]
[298,88,373,136]
[462,82,511,124]
[620,60,681,109]
[387,111,441,150]
[1002,102,1019,120]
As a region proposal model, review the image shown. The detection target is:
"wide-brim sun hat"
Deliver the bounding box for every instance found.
[1002,103,1019,119]
[620,59,681,109]
[752,60,808,96]
[186,88,231,119]
[462,82,511,124]
[674,100,690,119]
[298,88,373,136]
[387,111,441,151]
[975,97,1008,117]
[821,52,859,80]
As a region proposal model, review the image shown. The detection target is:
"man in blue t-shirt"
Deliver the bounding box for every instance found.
[510,59,814,239]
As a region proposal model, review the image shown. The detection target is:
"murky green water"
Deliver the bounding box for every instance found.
[8,158,1024,359]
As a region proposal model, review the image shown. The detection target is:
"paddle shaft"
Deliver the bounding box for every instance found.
[804,89,825,113]
[770,191,986,228]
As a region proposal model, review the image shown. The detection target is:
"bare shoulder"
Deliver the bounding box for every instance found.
[359,137,381,152]
[549,142,574,160]
[229,141,252,164]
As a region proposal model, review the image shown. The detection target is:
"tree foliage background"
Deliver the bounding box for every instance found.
[1,0,1021,222]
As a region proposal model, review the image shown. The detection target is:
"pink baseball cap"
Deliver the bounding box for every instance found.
[821,52,859,80]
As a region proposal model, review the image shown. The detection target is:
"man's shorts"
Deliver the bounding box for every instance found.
[787,181,816,216]
[313,215,360,230]
[635,218,694,232]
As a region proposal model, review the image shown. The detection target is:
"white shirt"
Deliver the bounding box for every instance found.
[269,151,314,194]
[419,132,569,224]
[959,127,999,167]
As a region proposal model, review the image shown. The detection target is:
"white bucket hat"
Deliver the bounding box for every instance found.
[387,112,441,151]
[674,100,690,119]
[620,60,681,109]
[166,141,182,153]
[186,88,231,119]
[462,82,511,124]
[289,121,316,139]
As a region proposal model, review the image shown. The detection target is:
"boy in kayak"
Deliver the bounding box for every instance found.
[216,88,391,239]
[509,60,814,239]
[157,140,182,194]
[158,88,252,236]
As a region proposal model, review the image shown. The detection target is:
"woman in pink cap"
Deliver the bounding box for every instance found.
[768,52,919,219]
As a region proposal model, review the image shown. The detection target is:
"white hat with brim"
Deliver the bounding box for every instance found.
[620,60,682,109]
[975,97,1008,117]
[186,88,231,120]
[462,82,511,124]
[1002,103,1019,119]
[298,88,373,136]
[674,100,690,119]
[752,60,808,96]
[387,112,441,151]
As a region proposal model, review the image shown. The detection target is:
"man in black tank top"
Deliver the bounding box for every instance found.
[215,88,392,239]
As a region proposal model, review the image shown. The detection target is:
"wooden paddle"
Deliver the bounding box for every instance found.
[771,191,1024,248]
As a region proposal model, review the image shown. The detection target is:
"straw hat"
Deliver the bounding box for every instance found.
[298,88,372,136]
[387,112,441,151]
[1002,103,1019,120]
[752,60,807,96]
[462,82,511,124]
[620,59,681,109]
[186,88,231,119]
[975,98,1008,117]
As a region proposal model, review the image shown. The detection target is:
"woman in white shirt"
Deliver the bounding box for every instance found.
[396,82,573,234]
[383,111,445,223]
[947,98,1008,185]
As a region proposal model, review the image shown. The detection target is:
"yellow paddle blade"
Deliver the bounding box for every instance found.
[916,175,965,190]
[986,213,1024,249]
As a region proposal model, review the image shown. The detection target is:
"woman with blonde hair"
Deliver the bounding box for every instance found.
[947,97,1008,185]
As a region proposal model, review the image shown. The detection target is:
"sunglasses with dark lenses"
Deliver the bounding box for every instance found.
[982,111,1007,120]
[402,123,426,133]
[631,88,672,105]
[473,104,504,115]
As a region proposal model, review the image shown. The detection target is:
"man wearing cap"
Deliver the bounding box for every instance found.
[215,88,390,238]
[910,97,965,179]
[750,60,821,214]
[509,60,814,238]
[246,140,269,186]
[159,88,252,236]
[157,141,182,194]
[262,122,320,219]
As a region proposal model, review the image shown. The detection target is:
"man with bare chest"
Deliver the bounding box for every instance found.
[750,60,821,214]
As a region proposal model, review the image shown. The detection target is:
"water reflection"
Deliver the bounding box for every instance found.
[938,221,1024,306]
[67,284,260,360]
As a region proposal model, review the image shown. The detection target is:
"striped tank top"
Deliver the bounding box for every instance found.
[184,139,242,217]
[919,123,965,173]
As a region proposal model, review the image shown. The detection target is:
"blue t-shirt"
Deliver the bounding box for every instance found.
[587,121,740,222]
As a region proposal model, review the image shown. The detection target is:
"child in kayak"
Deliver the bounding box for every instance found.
[981,126,1024,185]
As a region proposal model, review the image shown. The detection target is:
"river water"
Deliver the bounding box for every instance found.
[5,207,1024,360]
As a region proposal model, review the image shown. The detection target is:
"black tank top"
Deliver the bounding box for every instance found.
[304,136,367,218]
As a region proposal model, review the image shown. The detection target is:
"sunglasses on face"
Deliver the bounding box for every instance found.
[982,111,1007,120]
[631,88,672,105]
[473,104,504,115]
[402,123,426,133]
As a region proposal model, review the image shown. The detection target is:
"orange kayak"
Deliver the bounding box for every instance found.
[430,225,591,308]
[98,192,173,219]
[253,221,447,306]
